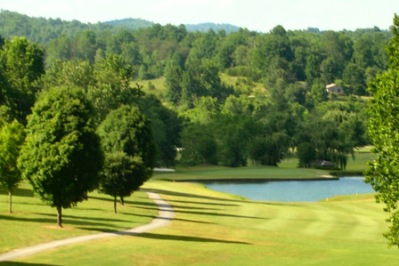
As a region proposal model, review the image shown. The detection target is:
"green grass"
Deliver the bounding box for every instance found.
[8,180,397,266]
[2,148,391,265]
[153,164,331,182]
[0,181,157,254]
[134,77,167,100]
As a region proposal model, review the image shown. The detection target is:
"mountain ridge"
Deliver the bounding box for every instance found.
[103,18,241,33]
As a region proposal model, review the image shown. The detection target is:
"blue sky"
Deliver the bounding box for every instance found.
[0,0,397,32]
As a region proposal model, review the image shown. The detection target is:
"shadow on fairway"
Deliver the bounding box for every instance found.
[0,214,55,224]
[13,188,34,198]
[134,201,222,211]
[142,188,245,203]
[0,213,132,232]
[165,198,240,207]
[0,262,59,266]
[124,232,251,245]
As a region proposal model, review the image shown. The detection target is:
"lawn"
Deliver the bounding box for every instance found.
[6,180,397,266]
[2,150,393,265]
[0,181,157,254]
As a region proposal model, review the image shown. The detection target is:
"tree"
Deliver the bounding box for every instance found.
[97,105,156,209]
[41,59,93,91]
[139,95,181,167]
[87,54,139,125]
[18,86,103,227]
[180,123,218,166]
[0,120,25,213]
[100,152,146,213]
[164,56,184,104]
[365,14,399,247]
[0,37,44,123]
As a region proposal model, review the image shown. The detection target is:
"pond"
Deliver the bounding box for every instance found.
[202,177,374,202]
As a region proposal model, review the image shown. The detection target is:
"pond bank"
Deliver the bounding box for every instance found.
[176,175,338,183]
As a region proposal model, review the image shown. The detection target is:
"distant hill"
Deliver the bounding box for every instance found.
[0,10,241,44]
[185,23,240,33]
[104,18,241,33]
[103,18,154,30]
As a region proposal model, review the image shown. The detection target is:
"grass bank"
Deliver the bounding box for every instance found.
[152,165,332,182]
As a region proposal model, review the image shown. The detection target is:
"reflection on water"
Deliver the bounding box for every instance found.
[202,177,374,202]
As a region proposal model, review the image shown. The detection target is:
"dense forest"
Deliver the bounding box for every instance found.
[0,10,393,170]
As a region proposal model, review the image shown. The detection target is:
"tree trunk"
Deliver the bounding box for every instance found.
[57,205,63,228]
[114,196,117,214]
[8,189,12,214]
[120,196,124,206]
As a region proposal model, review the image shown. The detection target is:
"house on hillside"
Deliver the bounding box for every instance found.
[326,83,345,95]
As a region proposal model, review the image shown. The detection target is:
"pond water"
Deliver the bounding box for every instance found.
[202,177,374,202]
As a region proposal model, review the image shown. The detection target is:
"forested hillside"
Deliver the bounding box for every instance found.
[0,10,392,169]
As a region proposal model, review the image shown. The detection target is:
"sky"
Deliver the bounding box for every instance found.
[0,0,398,32]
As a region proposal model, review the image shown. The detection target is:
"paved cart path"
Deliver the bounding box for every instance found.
[0,192,173,262]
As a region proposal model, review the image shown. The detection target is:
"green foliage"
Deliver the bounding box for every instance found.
[138,95,181,167]
[87,54,138,124]
[99,152,146,213]
[97,105,156,205]
[18,86,103,227]
[0,36,44,123]
[180,123,218,166]
[0,119,25,213]
[41,59,93,90]
[365,14,399,248]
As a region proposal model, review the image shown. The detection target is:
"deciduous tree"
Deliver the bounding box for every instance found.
[18,86,103,227]
[97,105,156,210]
[365,14,399,247]
[0,120,25,213]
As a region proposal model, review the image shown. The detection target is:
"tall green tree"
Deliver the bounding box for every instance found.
[365,14,399,247]
[0,37,44,123]
[139,95,181,167]
[0,120,25,213]
[100,152,146,213]
[18,86,103,227]
[97,105,156,209]
[88,54,140,124]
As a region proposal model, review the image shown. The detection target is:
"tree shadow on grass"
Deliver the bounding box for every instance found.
[135,205,267,220]
[0,262,59,266]
[0,213,132,232]
[0,214,55,224]
[141,188,243,203]
[143,188,291,206]
[134,201,222,211]
[165,199,240,207]
[121,232,251,245]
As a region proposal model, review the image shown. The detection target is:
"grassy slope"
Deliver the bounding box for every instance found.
[10,180,397,266]
[134,74,267,100]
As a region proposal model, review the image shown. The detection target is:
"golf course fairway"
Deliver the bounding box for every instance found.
[2,179,399,266]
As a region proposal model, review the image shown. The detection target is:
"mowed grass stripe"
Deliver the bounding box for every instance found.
[300,203,338,237]
[325,199,388,241]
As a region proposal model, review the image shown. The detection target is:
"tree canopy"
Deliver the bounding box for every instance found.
[18,86,103,227]
[97,105,156,211]
[0,119,25,213]
[365,14,399,247]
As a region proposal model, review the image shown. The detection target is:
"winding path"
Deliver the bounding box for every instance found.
[0,192,173,262]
